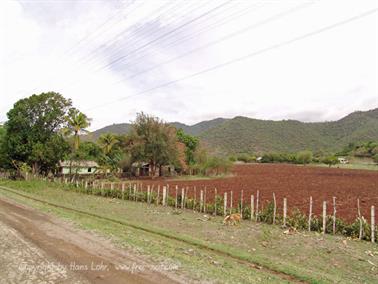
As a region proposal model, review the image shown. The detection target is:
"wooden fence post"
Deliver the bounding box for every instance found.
[151,185,155,203]
[162,186,167,206]
[308,196,313,232]
[256,190,259,222]
[332,197,336,234]
[214,188,217,216]
[204,187,207,213]
[272,192,276,224]
[251,194,254,221]
[240,190,244,218]
[175,186,178,209]
[193,186,197,212]
[224,192,227,216]
[134,184,137,201]
[357,198,363,240]
[322,201,327,234]
[181,188,185,209]
[156,185,160,205]
[147,185,151,204]
[185,187,189,209]
[121,183,125,200]
[84,181,88,189]
[200,190,204,212]
[283,198,287,227]
[166,185,170,206]
[371,206,375,243]
[230,191,233,214]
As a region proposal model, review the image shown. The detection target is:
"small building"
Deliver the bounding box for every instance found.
[131,162,175,177]
[59,160,99,175]
[337,157,349,164]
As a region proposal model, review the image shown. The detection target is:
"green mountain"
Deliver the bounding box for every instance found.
[85,123,132,141]
[89,108,378,154]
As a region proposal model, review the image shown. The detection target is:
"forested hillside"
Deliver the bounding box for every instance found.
[90,108,378,154]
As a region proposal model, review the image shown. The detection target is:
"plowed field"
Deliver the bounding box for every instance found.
[145,164,378,222]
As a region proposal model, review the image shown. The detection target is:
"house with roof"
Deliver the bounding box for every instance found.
[59,160,99,175]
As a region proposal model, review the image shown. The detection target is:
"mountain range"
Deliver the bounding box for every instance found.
[87,108,378,154]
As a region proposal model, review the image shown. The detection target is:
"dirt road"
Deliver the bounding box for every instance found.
[0,197,180,284]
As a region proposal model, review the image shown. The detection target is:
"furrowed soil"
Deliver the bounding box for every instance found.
[137,164,378,222]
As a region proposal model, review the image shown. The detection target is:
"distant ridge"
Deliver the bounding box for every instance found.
[88,108,378,154]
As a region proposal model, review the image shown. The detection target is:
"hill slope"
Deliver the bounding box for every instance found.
[90,108,378,154]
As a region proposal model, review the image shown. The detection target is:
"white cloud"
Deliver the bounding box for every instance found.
[1,0,377,129]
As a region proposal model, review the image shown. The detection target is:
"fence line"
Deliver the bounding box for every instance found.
[23,176,378,242]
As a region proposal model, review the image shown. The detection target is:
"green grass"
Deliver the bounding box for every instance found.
[316,163,378,171]
[1,179,378,283]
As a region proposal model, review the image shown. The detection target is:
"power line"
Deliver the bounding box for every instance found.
[85,7,378,111]
[71,0,181,68]
[59,0,201,90]
[117,2,313,82]
[91,0,233,74]
[61,0,241,92]
[63,1,135,57]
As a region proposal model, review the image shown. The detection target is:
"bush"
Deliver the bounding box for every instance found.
[373,154,378,164]
[235,153,256,163]
[322,155,339,167]
[296,151,313,165]
[287,208,308,230]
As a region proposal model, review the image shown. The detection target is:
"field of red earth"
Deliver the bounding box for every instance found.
[123,164,378,223]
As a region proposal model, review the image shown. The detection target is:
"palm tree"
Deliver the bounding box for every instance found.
[65,108,91,151]
[98,133,117,155]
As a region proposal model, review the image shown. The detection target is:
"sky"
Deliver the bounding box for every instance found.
[1,0,377,130]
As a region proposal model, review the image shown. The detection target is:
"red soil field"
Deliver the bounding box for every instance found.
[143,164,378,222]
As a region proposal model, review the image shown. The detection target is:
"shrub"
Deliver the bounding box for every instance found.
[322,156,339,167]
[235,153,256,163]
[296,151,313,165]
[287,208,308,230]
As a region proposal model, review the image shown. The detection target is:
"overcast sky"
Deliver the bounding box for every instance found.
[1,0,377,130]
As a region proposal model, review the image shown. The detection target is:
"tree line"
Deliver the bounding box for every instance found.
[0,92,231,178]
[229,144,378,167]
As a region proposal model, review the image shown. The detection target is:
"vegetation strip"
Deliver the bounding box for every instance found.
[0,185,310,283]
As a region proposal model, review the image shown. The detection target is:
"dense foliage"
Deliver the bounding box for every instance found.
[129,112,179,176]
[0,92,72,174]
[176,128,199,165]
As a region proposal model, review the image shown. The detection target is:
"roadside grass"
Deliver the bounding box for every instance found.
[1,179,378,283]
[0,182,287,284]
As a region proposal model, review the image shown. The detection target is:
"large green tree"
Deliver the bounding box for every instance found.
[2,92,71,174]
[130,112,178,177]
[176,128,199,165]
[0,126,7,169]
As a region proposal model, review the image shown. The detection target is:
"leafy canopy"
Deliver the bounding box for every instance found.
[1,92,72,173]
[130,112,178,176]
[64,108,91,150]
[176,128,199,165]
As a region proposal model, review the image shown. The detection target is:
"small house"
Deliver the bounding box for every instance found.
[59,160,99,175]
[337,157,349,164]
[131,162,175,177]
